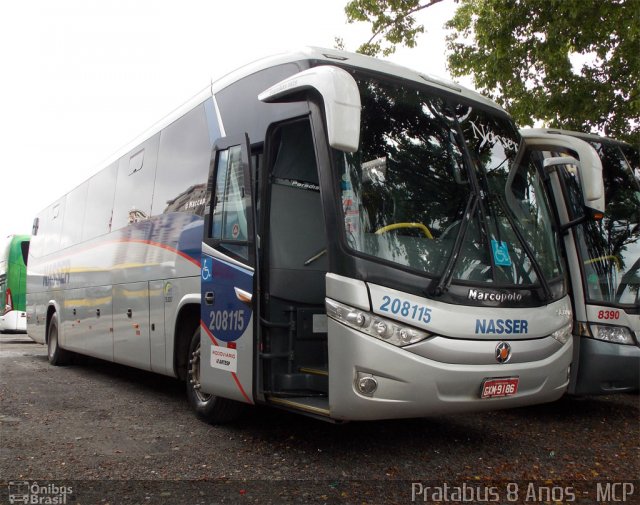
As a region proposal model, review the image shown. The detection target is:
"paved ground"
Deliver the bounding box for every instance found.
[0,334,638,504]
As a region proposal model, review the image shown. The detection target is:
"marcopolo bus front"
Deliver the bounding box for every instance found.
[324,275,573,420]
[318,70,573,420]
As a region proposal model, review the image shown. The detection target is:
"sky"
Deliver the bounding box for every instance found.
[0,0,463,242]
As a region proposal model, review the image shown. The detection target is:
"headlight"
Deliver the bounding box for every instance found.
[325,298,431,347]
[551,322,573,344]
[589,324,635,345]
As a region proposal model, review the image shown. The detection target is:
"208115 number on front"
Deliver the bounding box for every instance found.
[379,295,432,324]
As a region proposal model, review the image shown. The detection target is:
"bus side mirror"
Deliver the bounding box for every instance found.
[32,217,39,236]
[543,156,580,170]
[543,156,604,224]
[521,130,605,213]
[258,65,361,153]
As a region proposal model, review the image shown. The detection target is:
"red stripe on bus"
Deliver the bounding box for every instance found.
[231,372,252,404]
[200,320,219,345]
[120,238,200,267]
[29,237,201,269]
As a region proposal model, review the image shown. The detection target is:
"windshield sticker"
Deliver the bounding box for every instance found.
[342,173,361,235]
[469,121,518,151]
[491,240,512,267]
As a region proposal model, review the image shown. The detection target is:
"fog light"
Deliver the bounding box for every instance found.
[357,376,378,395]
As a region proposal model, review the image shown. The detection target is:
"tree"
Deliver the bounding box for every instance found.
[343,0,445,56]
[446,0,639,144]
[343,0,639,144]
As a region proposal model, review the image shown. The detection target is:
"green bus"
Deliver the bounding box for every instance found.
[0,235,30,333]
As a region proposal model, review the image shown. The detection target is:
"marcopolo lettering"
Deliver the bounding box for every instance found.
[475,319,529,335]
[468,288,523,303]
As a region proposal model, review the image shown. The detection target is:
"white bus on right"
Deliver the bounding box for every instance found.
[522,128,639,395]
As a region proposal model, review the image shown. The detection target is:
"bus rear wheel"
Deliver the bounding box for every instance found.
[186,327,243,424]
[47,313,71,366]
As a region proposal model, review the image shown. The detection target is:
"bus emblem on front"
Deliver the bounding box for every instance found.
[495,342,512,363]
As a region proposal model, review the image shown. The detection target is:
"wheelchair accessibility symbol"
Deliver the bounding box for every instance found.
[202,257,213,281]
[491,240,512,267]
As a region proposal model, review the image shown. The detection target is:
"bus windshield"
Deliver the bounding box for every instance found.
[334,75,562,290]
[571,141,640,305]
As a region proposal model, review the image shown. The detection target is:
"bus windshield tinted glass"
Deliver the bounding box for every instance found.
[575,142,640,305]
[334,76,562,287]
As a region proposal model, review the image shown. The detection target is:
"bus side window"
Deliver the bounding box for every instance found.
[82,162,117,241]
[111,134,159,230]
[152,104,211,217]
[43,199,65,256]
[21,241,29,266]
[60,181,88,249]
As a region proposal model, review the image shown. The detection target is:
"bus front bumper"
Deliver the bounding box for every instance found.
[571,337,640,395]
[327,319,572,421]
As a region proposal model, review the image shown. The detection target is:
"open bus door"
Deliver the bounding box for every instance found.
[197,134,256,414]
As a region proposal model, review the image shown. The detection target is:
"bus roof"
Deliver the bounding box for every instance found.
[95,47,505,175]
[1,234,30,266]
[521,128,634,149]
[2,234,30,250]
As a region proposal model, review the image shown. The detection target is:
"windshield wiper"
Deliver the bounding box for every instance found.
[494,194,553,300]
[433,193,479,296]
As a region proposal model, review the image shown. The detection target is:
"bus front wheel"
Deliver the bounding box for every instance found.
[186,327,243,424]
[47,313,71,366]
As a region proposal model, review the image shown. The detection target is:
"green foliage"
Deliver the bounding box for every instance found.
[343,0,639,144]
[446,0,639,144]
[344,0,444,56]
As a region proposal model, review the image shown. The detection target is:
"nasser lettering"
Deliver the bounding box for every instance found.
[475,318,528,335]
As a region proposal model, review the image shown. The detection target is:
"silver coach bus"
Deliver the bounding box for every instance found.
[521,129,639,395]
[27,48,589,423]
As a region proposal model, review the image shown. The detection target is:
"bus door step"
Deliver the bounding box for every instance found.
[298,366,328,377]
[267,395,330,417]
[274,372,328,393]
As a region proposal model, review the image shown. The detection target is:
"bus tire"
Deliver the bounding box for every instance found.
[186,327,244,424]
[47,313,71,366]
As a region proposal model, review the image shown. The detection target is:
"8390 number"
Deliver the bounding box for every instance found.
[597,310,620,320]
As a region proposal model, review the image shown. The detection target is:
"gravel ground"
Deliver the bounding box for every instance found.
[1,334,638,504]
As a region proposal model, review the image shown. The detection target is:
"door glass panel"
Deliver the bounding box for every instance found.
[222,146,247,242]
[210,145,249,260]
[211,150,229,240]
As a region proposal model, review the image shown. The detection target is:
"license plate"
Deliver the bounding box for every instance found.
[481,377,519,398]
